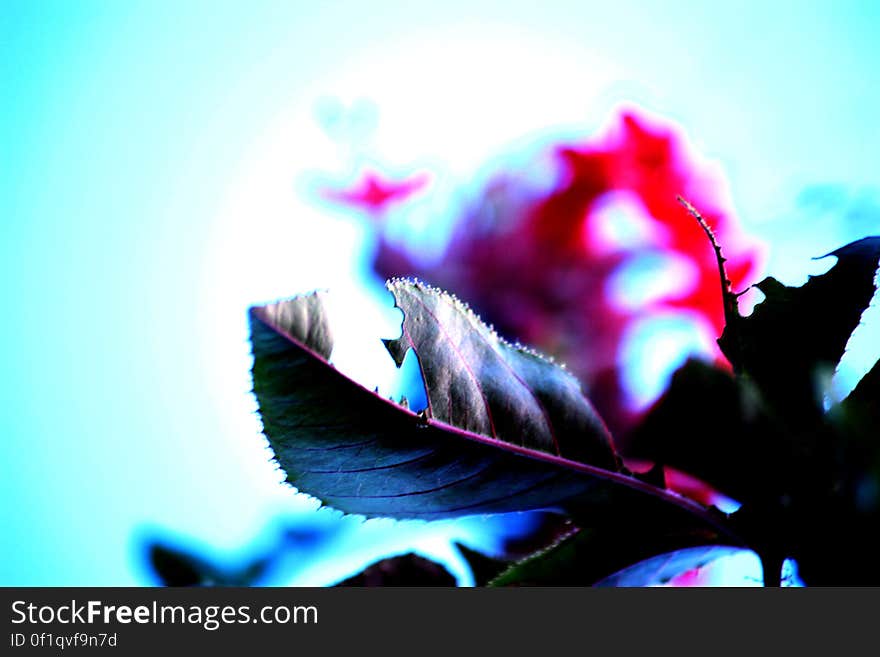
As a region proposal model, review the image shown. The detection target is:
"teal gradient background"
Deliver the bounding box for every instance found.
[3,1,879,585]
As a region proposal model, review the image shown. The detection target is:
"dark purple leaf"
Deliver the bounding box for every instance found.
[249,283,733,531]
[719,236,880,423]
[491,526,739,587]
[382,279,617,468]
[625,358,785,507]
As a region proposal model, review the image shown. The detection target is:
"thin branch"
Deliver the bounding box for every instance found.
[676,196,740,328]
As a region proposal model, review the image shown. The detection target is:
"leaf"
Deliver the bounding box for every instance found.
[592,545,745,587]
[249,283,734,532]
[382,279,618,468]
[718,237,880,422]
[823,357,880,525]
[334,553,457,587]
[625,358,785,506]
[700,236,880,585]
[490,527,739,587]
[147,542,270,587]
[149,543,210,587]
[840,357,880,430]
[828,357,880,471]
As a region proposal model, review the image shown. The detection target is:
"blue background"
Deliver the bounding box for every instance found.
[3,0,878,586]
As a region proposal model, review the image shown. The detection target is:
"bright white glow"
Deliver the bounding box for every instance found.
[589,191,669,253]
[620,313,717,411]
[327,25,621,177]
[196,29,619,583]
[607,253,699,311]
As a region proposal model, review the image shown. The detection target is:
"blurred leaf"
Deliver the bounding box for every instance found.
[491,527,737,587]
[334,553,456,587]
[148,542,270,587]
[149,544,209,587]
[593,545,745,587]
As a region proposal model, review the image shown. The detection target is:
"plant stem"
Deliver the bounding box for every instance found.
[676,196,740,332]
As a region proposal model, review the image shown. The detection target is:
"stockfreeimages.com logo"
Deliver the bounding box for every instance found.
[11,600,318,632]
